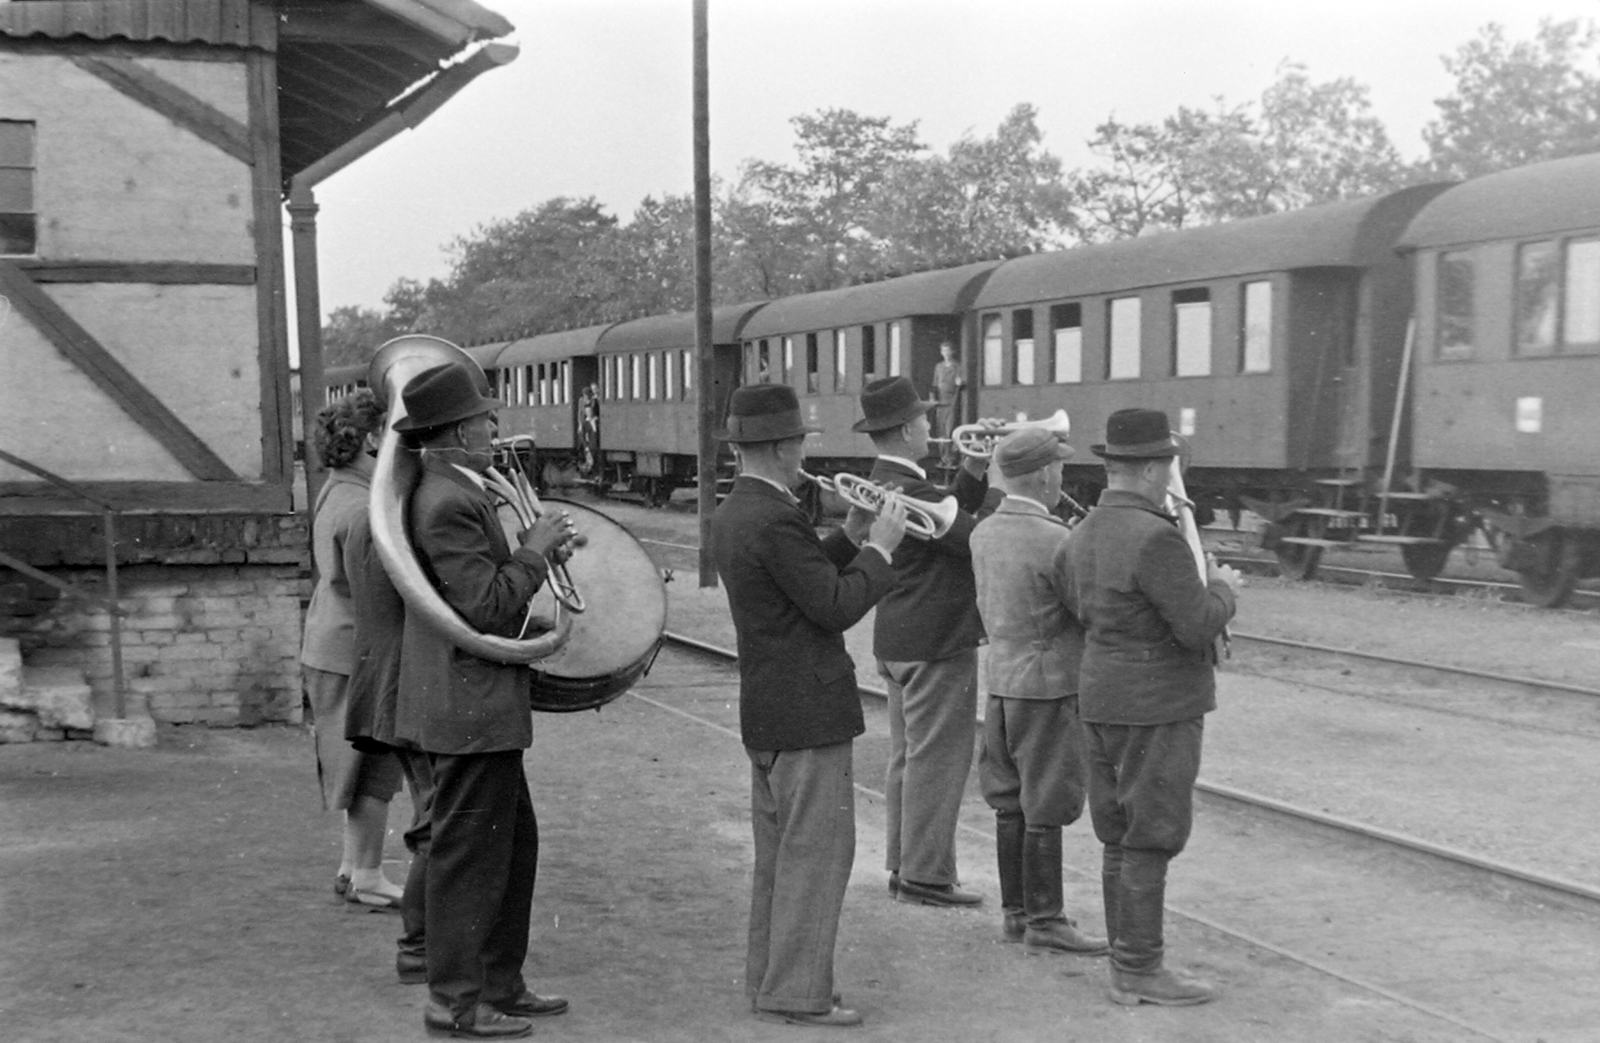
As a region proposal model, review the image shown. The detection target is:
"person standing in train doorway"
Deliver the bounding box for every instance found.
[711,382,907,1028]
[1068,408,1241,1006]
[857,376,990,908]
[932,342,964,467]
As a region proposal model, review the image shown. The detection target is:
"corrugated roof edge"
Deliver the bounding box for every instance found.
[0,0,269,48]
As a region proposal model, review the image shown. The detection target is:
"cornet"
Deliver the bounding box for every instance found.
[486,435,585,616]
[949,409,1071,460]
[801,471,959,540]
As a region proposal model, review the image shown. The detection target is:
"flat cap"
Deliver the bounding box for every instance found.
[995,426,1074,477]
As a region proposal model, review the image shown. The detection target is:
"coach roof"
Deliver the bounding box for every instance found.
[741,260,1000,339]
[495,323,616,367]
[600,302,769,353]
[974,183,1450,309]
[1398,152,1600,251]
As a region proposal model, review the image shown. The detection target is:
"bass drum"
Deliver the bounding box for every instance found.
[497,498,667,712]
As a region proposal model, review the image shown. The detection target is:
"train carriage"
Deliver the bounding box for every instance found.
[738,261,1001,474]
[966,184,1451,567]
[1399,152,1600,605]
[491,323,608,480]
[594,303,761,505]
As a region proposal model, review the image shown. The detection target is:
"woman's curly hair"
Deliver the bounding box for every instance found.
[313,388,385,470]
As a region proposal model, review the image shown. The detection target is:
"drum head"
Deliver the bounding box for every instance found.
[496,498,668,711]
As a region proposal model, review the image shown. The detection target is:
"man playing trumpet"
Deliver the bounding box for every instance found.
[856,375,991,907]
[969,427,1108,957]
[390,362,578,1040]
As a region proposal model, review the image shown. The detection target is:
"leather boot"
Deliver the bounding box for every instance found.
[1101,843,1123,953]
[1107,849,1215,1006]
[1022,826,1107,955]
[996,811,1026,943]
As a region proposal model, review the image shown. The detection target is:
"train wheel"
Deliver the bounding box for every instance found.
[1275,542,1322,581]
[1400,541,1451,581]
[1516,536,1581,608]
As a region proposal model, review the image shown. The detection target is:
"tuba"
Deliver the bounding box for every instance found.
[367,335,573,664]
[949,409,1071,460]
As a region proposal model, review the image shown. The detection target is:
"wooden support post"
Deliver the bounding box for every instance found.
[288,185,327,529]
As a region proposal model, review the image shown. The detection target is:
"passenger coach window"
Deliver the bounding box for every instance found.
[1051,304,1082,383]
[888,323,902,377]
[1566,238,1600,349]
[647,353,660,399]
[1012,309,1036,385]
[629,354,641,399]
[805,333,819,393]
[758,340,772,382]
[783,337,795,383]
[1242,281,1272,373]
[663,352,676,399]
[1173,288,1212,377]
[1437,252,1475,359]
[1516,240,1559,356]
[981,314,1003,385]
[834,330,847,389]
[861,326,877,381]
[680,349,692,396]
[1108,297,1141,379]
[0,120,36,255]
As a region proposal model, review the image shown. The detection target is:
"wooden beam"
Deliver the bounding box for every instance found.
[72,56,253,166]
[0,481,292,515]
[0,259,238,482]
[247,42,293,487]
[14,261,256,284]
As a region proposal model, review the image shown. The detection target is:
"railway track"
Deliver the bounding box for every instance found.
[659,631,1600,911]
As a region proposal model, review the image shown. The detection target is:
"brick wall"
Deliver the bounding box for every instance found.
[0,512,309,726]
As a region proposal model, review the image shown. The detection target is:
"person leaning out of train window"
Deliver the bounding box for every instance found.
[857,375,991,908]
[389,362,577,1040]
[299,389,407,910]
[1067,407,1242,1008]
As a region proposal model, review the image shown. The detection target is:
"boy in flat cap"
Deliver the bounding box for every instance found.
[1068,408,1241,1007]
[970,427,1108,958]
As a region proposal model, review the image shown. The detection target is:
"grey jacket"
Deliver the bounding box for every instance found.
[970,496,1083,700]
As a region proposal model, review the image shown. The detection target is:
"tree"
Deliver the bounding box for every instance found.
[1425,18,1600,178]
[320,305,397,367]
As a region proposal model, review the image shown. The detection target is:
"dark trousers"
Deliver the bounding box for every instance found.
[979,694,1087,827]
[425,750,538,1015]
[396,748,435,960]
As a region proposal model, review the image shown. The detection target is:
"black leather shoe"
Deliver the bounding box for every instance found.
[896,879,982,907]
[396,951,427,985]
[887,872,900,897]
[491,990,569,1018]
[423,1001,532,1039]
[756,1005,863,1027]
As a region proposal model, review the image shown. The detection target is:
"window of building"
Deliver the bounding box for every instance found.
[1012,309,1036,385]
[0,120,36,256]
[1108,297,1141,379]
[1241,281,1272,373]
[834,330,848,389]
[981,314,1003,385]
[805,332,820,393]
[1565,238,1600,349]
[1516,240,1559,356]
[680,349,693,396]
[1437,251,1474,360]
[861,325,877,381]
[1173,288,1212,377]
[1050,304,1082,383]
[888,322,902,377]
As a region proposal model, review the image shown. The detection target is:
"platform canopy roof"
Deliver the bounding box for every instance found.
[1398,152,1600,251]
[0,0,514,180]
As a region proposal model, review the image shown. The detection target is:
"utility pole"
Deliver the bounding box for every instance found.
[693,0,718,588]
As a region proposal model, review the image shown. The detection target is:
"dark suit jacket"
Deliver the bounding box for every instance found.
[394,456,550,755]
[867,459,987,662]
[1068,490,1236,726]
[710,475,896,751]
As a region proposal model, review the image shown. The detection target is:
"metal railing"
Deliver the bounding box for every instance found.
[0,448,127,718]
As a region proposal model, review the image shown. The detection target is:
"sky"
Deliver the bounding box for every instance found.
[303,0,1600,327]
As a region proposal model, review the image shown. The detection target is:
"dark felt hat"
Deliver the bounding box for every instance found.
[391,363,502,433]
[715,383,821,443]
[1090,408,1181,459]
[995,427,1075,477]
[853,376,937,433]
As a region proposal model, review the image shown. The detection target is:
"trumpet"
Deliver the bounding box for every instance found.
[486,435,585,616]
[949,409,1071,460]
[801,471,958,540]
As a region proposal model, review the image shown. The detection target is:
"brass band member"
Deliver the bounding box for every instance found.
[857,376,989,907]
[970,428,1108,956]
[389,363,575,1040]
[1068,409,1241,1007]
[710,384,907,1028]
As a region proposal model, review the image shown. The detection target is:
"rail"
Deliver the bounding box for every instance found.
[0,448,127,718]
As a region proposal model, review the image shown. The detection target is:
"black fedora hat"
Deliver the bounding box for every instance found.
[715,384,821,443]
[853,376,937,434]
[392,363,503,433]
[1090,408,1180,459]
